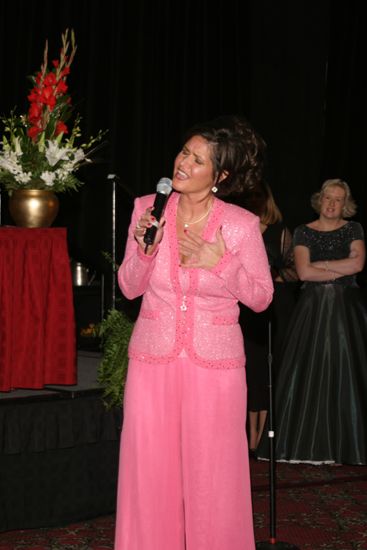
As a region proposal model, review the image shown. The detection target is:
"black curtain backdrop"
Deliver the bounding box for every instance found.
[0,0,366,291]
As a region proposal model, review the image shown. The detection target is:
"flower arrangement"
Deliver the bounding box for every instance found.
[0,29,105,195]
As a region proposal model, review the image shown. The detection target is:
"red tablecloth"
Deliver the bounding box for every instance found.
[0,227,77,391]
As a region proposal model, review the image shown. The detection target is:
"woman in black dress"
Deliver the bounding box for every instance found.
[257,179,367,464]
[240,184,298,452]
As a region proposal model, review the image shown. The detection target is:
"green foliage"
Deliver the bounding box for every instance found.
[97,308,134,408]
[101,250,120,272]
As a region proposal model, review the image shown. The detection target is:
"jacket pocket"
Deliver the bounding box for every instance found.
[212,314,238,326]
[139,309,161,320]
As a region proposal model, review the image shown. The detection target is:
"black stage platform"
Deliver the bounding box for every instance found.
[0,351,122,533]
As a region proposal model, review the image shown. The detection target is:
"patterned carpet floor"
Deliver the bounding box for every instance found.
[251,459,367,549]
[1,459,366,549]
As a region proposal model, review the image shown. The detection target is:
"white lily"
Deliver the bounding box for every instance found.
[40,171,56,187]
[13,136,23,156]
[45,140,71,167]
[0,151,22,174]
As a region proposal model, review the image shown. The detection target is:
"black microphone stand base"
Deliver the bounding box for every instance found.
[256,541,300,549]
[255,321,300,550]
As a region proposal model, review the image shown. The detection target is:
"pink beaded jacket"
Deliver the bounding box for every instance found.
[118,191,274,369]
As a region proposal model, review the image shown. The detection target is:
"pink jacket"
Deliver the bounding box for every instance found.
[118,191,273,369]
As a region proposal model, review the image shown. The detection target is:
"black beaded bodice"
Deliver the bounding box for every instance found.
[293,221,364,286]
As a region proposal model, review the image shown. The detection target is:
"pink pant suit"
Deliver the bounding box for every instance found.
[114,192,273,550]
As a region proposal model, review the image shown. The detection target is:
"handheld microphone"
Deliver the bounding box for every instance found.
[143,177,172,247]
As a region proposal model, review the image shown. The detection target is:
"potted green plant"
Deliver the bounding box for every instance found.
[97,308,134,408]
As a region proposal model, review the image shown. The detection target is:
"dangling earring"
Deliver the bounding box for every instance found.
[212,186,218,193]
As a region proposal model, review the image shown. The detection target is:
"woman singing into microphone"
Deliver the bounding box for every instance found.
[114,115,273,550]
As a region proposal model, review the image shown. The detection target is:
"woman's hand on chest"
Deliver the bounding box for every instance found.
[178,227,226,269]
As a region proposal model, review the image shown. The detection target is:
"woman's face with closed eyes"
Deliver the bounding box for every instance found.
[172,135,215,198]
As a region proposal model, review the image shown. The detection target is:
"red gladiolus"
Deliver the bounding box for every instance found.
[56,121,68,135]
[39,86,53,101]
[28,102,43,123]
[25,31,79,143]
[28,90,41,103]
[43,72,57,86]
[56,80,68,94]
[39,86,57,109]
[28,126,42,140]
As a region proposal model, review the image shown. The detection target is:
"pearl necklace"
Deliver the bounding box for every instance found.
[177,202,213,229]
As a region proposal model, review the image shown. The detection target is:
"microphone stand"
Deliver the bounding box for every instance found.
[256,320,299,550]
[107,173,118,311]
[106,173,136,311]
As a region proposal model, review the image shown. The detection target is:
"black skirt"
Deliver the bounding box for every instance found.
[242,281,299,412]
[257,283,367,465]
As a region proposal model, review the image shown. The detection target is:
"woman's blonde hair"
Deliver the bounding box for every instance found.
[311,178,357,218]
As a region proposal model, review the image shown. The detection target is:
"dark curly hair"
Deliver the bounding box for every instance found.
[183,115,266,197]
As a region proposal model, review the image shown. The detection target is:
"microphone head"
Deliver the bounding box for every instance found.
[157,177,172,196]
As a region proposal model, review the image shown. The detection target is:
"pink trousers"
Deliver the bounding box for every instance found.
[114,357,255,550]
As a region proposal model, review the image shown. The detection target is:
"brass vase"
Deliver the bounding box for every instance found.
[8,189,59,228]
